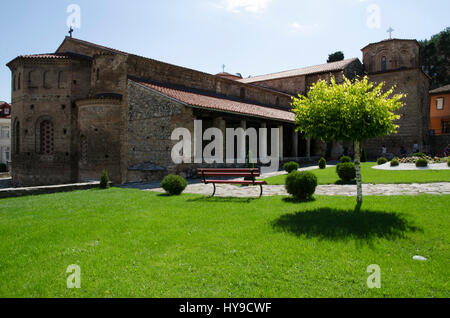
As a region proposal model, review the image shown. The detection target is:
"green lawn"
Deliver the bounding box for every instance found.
[262,162,450,185]
[0,188,448,298]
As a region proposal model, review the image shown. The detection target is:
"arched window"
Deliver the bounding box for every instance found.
[40,120,54,154]
[15,121,20,154]
[381,56,387,72]
[80,135,87,163]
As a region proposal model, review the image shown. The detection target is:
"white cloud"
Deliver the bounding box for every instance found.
[218,0,271,13]
[290,22,319,33]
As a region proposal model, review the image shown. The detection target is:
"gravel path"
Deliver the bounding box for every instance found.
[373,162,449,171]
[146,182,450,197]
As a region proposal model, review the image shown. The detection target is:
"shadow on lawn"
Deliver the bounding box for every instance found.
[272,208,421,241]
[186,196,257,203]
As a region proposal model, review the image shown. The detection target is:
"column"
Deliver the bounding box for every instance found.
[278,125,283,161]
[240,120,247,163]
[306,137,311,158]
[292,129,299,158]
[213,116,226,163]
[260,122,267,161]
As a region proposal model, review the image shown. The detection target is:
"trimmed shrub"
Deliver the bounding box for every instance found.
[416,158,428,168]
[361,148,367,163]
[283,161,299,173]
[412,153,427,158]
[390,158,400,167]
[336,162,356,182]
[377,157,388,165]
[100,170,110,189]
[340,156,352,163]
[0,163,7,173]
[285,171,318,200]
[161,174,188,195]
[448,159,450,167]
[318,157,327,169]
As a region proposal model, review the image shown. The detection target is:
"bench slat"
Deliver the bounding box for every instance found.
[197,168,260,172]
[204,180,267,185]
[198,172,261,177]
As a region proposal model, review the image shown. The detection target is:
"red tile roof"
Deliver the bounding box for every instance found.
[131,79,295,123]
[238,58,360,84]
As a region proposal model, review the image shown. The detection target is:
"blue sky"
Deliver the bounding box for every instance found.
[0,0,449,102]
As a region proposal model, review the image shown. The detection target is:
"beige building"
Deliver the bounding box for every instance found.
[0,102,11,166]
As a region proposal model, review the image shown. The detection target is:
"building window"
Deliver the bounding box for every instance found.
[96,68,100,81]
[40,120,54,155]
[13,75,16,91]
[1,127,9,139]
[381,56,387,72]
[15,121,20,154]
[18,73,21,90]
[5,150,10,161]
[240,88,245,100]
[4,108,9,116]
[443,121,450,134]
[80,135,87,163]
[436,97,444,110]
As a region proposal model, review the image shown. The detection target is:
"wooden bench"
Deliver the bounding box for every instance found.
[197,168,267,197]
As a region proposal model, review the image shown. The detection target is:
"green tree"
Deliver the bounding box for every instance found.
[292,76,405,204]
[327,51,345,63]
[419,27,450,89]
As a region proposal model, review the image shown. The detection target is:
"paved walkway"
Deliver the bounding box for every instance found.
[145,182,450,197]
[138,163,450,197]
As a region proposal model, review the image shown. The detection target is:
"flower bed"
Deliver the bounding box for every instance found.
[398,156,443,164]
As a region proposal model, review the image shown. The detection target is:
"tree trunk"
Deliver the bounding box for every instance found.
[354,140,363,204]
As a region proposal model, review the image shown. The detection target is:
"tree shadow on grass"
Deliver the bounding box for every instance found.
[186,196,257,204]
[272,207,421,242]
[282,197,317,204]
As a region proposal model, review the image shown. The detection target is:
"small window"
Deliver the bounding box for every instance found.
[40,120,54,155]
[5,151,10,161]
[4,108,10,115]
[96,69,100,81]
[381,56,387,72]
[442,121,450,134]
[18,73,21,90]
[436,97,444,110]
[13,75,16,91]
[15,121,20,154]
[80,135,87,163]
[240,88,245,100]
[1,127,9,138]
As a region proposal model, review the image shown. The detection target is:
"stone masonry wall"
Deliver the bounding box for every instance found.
[362,69,430,158]
[8,57,91,186]
[126,80,195,183]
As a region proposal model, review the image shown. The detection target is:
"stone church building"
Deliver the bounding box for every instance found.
[7,37,430,186]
